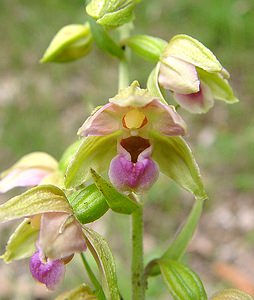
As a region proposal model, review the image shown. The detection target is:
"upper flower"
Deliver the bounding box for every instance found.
[77,81,186,193]
[158,34,238,113]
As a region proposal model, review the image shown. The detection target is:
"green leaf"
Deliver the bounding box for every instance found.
[41,23,93,63]
[90,169,139,214]
[211,289,253,300]
[150,131,207,201]
[0,218,38,263]
[83,226,120,300]
[68,184,109,224]
[0,185,71,223]
[65,131,120,189]
[198,68,239,103]
[124,35,167,62]
[59,140,83,173]
[159,260,207,300]
[163,34,222,73]
[55,284,97,300]
[88,18,123,58]
[147,64,167,104]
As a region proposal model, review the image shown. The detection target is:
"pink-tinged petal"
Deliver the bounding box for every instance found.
[144,100,187,136]
[29,250,65,290]
[109,145,159,193]
[38,212,86,260]
[0,168,51,193]
[174,82,214,114]
[78,103,126,136]
[159,57,200,94]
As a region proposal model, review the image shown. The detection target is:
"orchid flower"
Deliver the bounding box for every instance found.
[0,152,61,193]
[0,185,86,290]
[158,35,238,113]
[65,81,207,201]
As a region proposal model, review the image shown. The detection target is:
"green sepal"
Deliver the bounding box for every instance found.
[68,184,109,224]
[163,34,222,73]
[0,218,39,263]
[83,226,120,300]
[0,185,71,223]
[65,131,120,189]
[41,23,93,63]
[59,140,83,173]
[124,35,167,62]
[86,0,136,28]
[198,68,239,103]
[88,18,124,58]
[159,259,207,300]
[147,64,167,104]
[211,289,253,300]
[55,284,97,300]
[90,169,139,214]
[150,131,207,201]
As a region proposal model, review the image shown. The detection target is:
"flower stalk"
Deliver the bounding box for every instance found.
[132,205,145,300]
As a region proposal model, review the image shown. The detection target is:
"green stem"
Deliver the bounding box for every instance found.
[80,252,106,300]
[118,24,131,91]
[132,206,145,300]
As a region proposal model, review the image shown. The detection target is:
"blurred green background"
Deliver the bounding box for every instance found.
[0,0,254,299]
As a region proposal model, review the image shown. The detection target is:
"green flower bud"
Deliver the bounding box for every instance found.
[86,0,139,27]
[68,184,109,224]
[159,259,207,300]
[41,23,93,63]
[211,289,253,300]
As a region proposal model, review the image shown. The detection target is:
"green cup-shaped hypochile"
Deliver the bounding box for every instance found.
[86,0,139,27]
[41,23,93,63]
[68,184,109,224]
[210,289,253,300]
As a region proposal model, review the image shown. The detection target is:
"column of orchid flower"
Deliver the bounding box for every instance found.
[0,1,251,300]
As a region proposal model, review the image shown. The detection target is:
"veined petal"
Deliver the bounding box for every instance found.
[198,68,239,103]
[65,131,121,189]
[174,82,214,114]
[78,103,124,136]
[0,168,52,193]
[150,131,207,201]
[0,185,71,223]
[159,57,200,94]
[164,34,223,73]
[109,81,156,107]
[38,213,86,260]
[145,100,187,135]
[30,250,65,290]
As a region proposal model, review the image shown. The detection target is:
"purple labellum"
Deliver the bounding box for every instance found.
[29,250,65,290]
[109,137,159,193]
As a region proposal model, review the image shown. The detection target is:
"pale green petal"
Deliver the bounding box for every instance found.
[211,289,253,300]
[65,131,120,189]
[0,185,71,223]
[147,64,168,104]
[198,69,239,103]
[0,218,39,263]
[164,34,222,73]
[0,152,58,179]
[150,131,207,201]
[109,81,156,107]
[55,284,97,300]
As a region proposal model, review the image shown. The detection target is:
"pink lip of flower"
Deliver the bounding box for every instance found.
[77,82,187,193]
[29,212,87,289]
